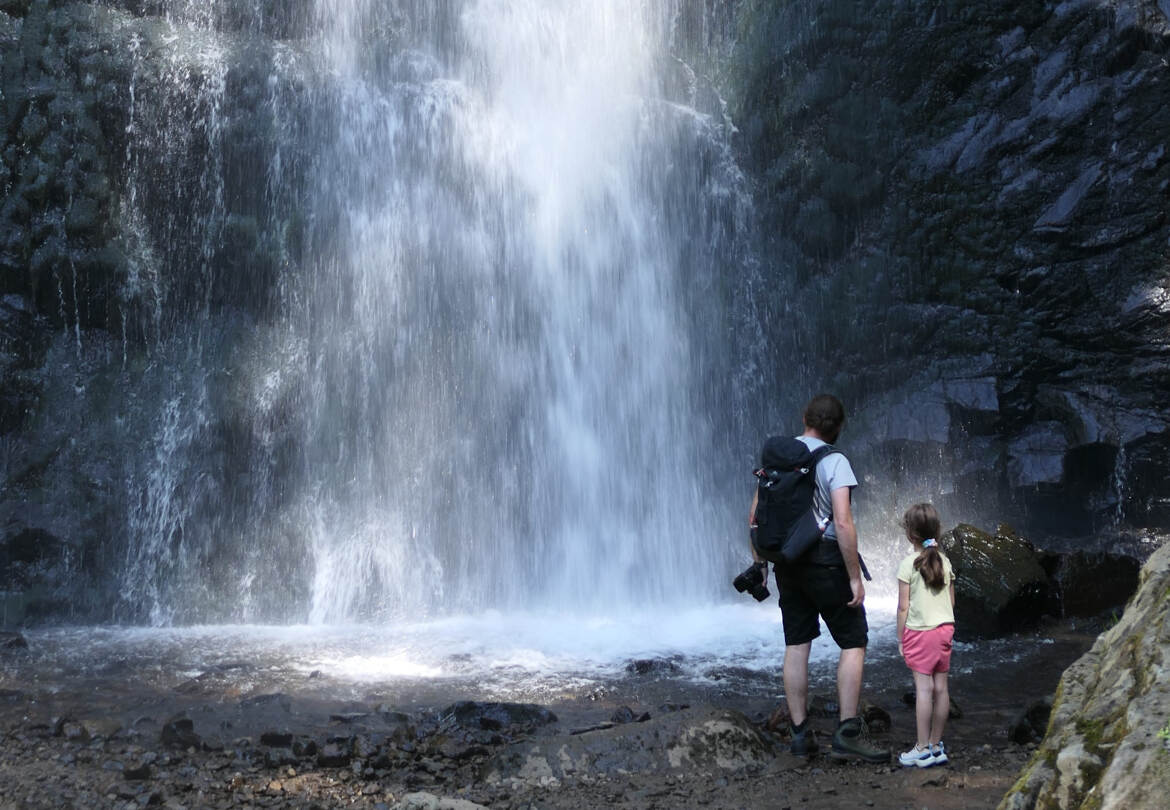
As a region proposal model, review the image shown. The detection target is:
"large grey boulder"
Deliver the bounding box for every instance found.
[999,541,1170,810]
[944,523,1051,639]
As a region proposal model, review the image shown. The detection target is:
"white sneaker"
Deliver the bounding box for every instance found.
[899,744,935,767]
[931,741,949,766]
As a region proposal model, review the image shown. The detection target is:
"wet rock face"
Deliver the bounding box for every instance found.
[1043,549,1141,618]
[1000,541,1170,809]
[0,0,326,623]
[733,0,1170,543]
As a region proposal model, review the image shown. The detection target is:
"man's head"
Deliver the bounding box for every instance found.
[802,394,846,444]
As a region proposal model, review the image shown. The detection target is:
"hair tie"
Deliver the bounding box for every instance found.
[922,538,938,549]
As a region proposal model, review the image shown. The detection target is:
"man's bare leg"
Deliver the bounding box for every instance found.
[783,642,812,725]
[837,646,865,721]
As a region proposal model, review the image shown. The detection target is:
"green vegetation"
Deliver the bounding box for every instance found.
[1075,717,1106,750]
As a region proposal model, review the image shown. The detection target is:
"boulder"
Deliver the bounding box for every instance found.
[609,706,650,725]
[999,541,1170,809]
[944,524,1051,639]
[438,701,557,733]
[316,741,350,767]
[391,793,488,810]
[1007,698,1052,745]
[481,707,777,785]
[0,631,28,649]
[259,730,294,747]
[625,657,682,676]
[159,715,201,750]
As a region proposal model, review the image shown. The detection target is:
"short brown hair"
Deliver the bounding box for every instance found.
[803,394,846,444]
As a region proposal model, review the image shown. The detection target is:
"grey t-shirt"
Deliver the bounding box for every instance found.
[796,435,858,540]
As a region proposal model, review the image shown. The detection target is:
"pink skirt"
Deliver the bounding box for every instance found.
[902,624,955,674]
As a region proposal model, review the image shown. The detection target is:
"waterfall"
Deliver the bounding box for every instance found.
[116,0,757,624]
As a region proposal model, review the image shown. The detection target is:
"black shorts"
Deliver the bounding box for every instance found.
[776,564,868,649]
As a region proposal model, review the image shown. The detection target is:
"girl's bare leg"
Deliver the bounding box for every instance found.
[913,670,933,746]
[930,671,949,744]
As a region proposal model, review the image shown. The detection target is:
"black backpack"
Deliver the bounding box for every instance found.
[750,436,838,566]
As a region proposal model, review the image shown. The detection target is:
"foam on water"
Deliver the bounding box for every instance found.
[16,601,900,699]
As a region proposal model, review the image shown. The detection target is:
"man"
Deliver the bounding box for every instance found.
[750,394,889,762]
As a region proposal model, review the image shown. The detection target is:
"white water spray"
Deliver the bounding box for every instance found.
[118,0,755,624]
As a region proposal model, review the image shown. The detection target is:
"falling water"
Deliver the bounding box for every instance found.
[116,0,756,625]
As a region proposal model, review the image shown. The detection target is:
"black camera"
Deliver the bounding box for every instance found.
[733,561,769,601]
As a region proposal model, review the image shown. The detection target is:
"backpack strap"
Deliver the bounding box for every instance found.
[803,445,872,580]
[808,444,839,468]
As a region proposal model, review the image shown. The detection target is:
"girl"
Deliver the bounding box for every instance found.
[896,502,955,768]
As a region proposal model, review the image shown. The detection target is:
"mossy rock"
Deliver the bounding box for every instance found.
[943,523,1051,639]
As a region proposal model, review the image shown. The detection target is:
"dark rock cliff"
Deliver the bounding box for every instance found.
[732,0,1170,547]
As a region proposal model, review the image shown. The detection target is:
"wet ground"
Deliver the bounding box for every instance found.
[0,611,1101,809]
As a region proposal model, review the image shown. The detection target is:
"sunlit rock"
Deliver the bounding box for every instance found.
[392,792,488,810]
[1000,541,1170,810]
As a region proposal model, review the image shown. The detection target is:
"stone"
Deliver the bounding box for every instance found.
[0,631,29,649]
[122,761,152,780]
[258,730,293,747]
[900,692,963,720]
[1007,698,1052,745]
[317,742,351,767]
[1000,542,1170,809]
[391,792,488,810]
[263,748,296,768]
[238,693,291,712]
[159,716,201,750]
[482,707,775,785]
[291,738,317,758]
[944,524,1051,639]
[438,701,557,733]
[765,702,791,732]
[1007,424,1068,488]
[609,706,637,724]
[625,657,682,676]
[329,712,370,724]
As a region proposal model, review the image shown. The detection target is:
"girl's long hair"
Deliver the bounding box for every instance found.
[903,502,945,593]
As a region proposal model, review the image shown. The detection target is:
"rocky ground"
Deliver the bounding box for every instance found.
[0,618,1101,810]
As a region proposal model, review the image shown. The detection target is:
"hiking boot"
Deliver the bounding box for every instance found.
[898,743,935,768]
[789,724,817,758]
[931,741,949,766]
[830,716,891,763]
